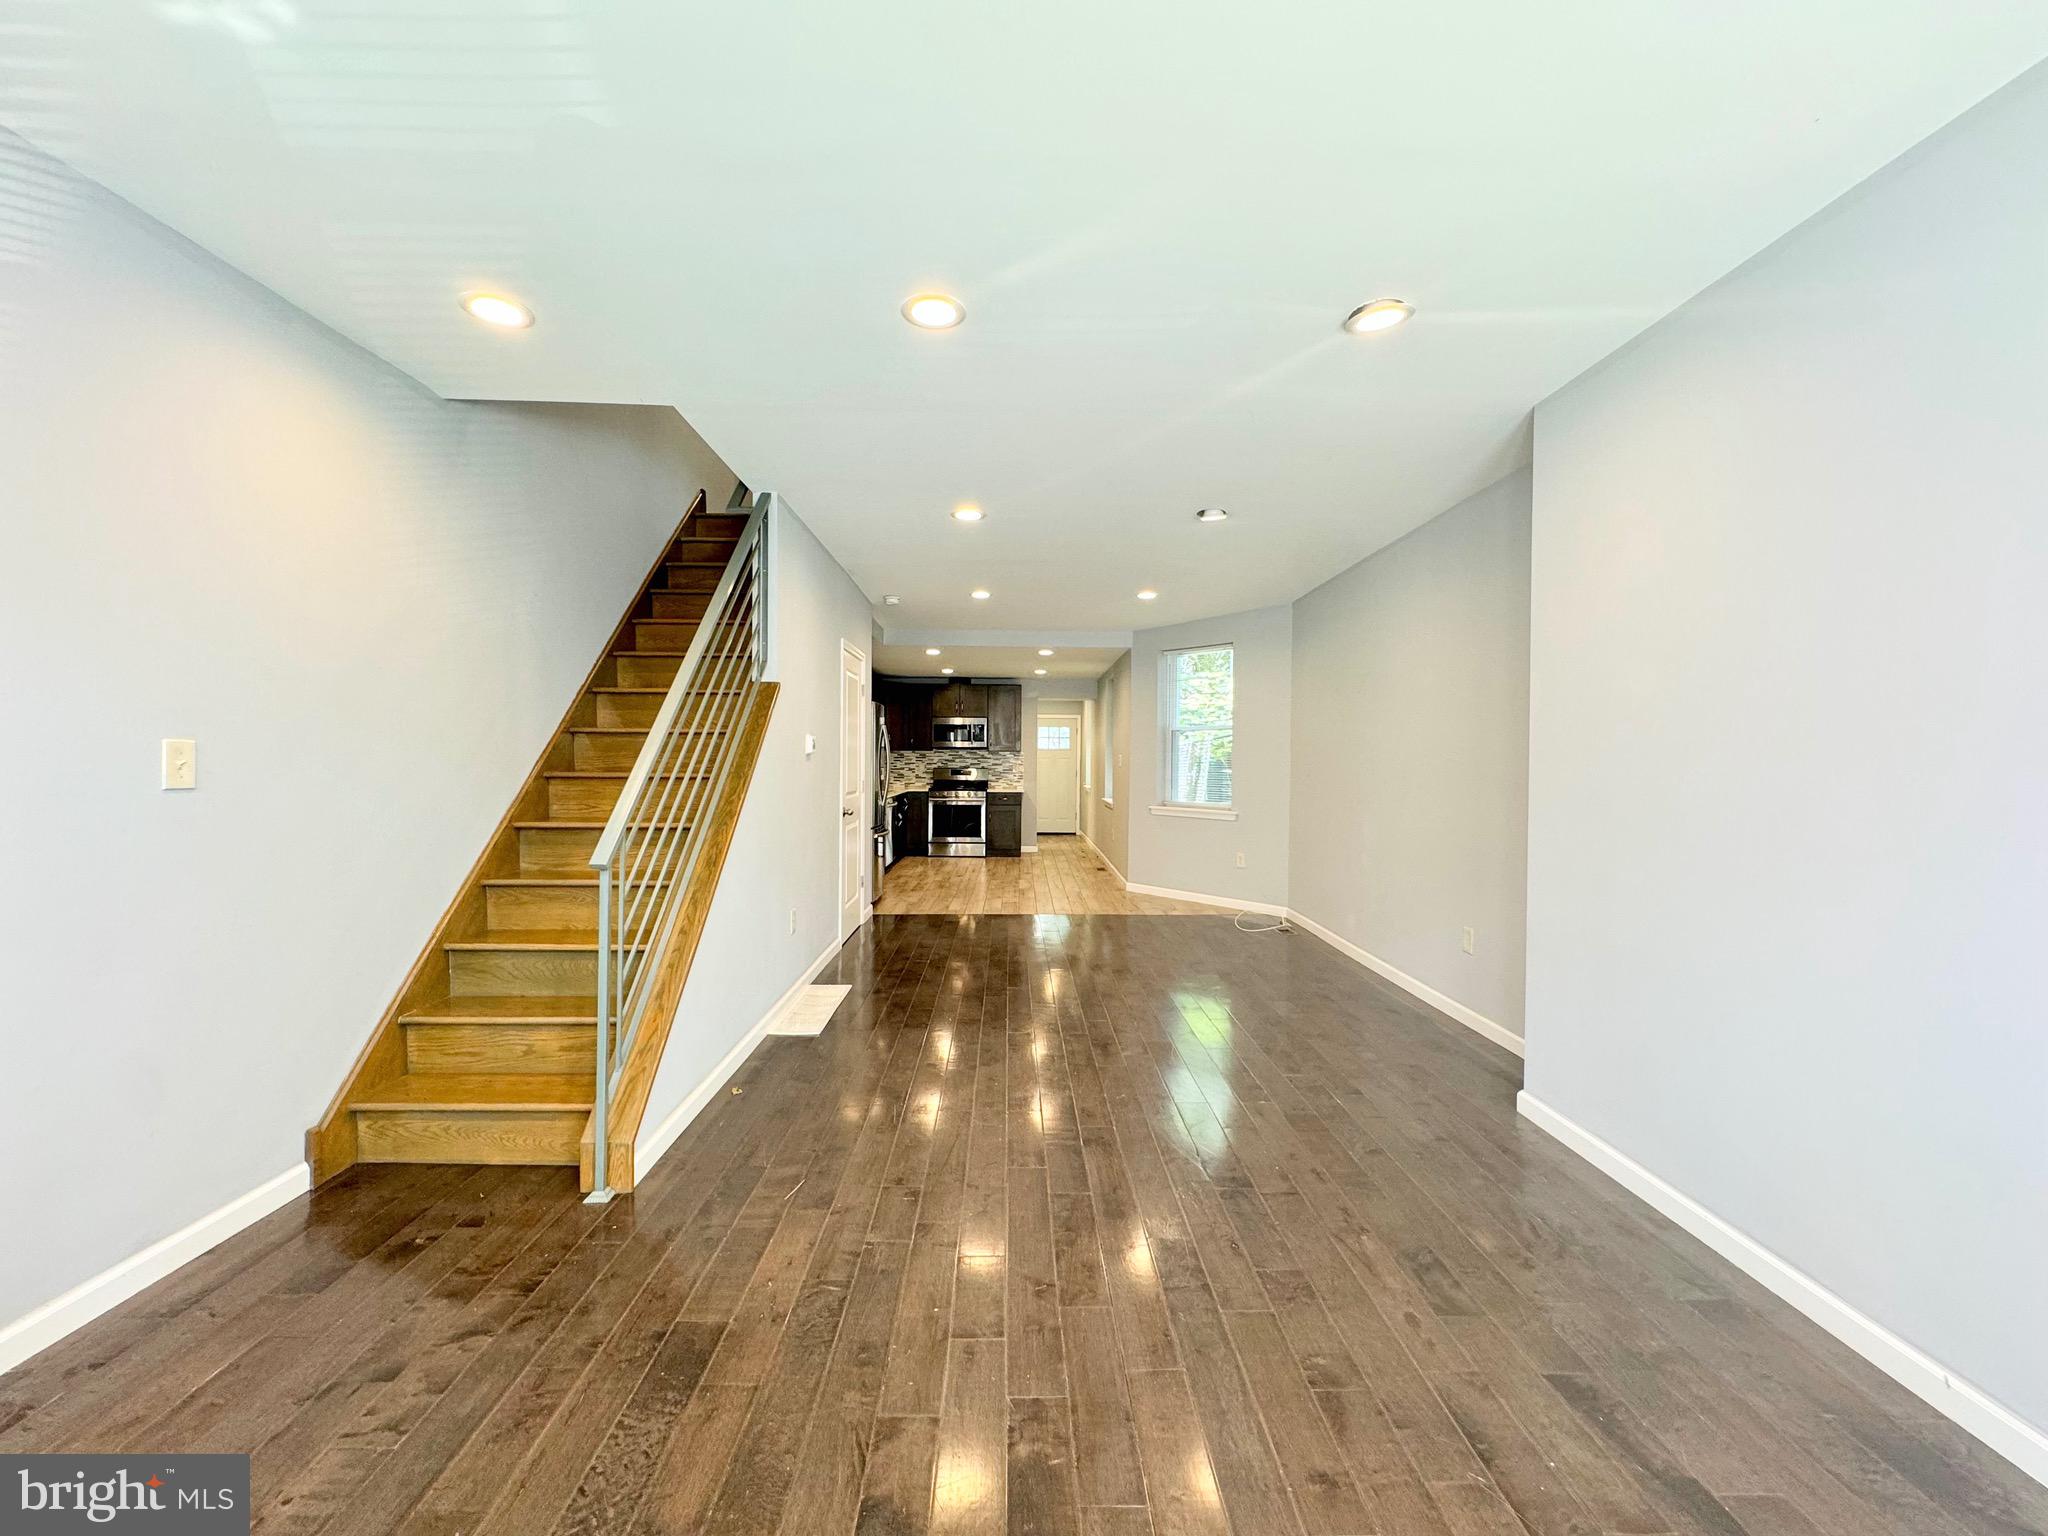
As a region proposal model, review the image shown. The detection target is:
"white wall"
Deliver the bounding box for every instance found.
[1127,605,1291,908]
[639,499,873,1149]
[1290,471,1530,1038]
[0,129,737,1339]
[1526,61,2048,1455]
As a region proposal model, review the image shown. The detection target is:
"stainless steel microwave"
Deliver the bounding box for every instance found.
[932,716,988,749]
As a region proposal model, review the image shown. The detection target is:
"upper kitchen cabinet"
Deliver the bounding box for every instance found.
[877,676,937,749]
[988,684,1023,751]
[932,681,989,720]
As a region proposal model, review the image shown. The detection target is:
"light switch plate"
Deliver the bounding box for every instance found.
[804,733,817,757]
[162,738,196,790]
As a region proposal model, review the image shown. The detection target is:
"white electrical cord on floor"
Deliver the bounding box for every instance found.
[1233,909,1292,933]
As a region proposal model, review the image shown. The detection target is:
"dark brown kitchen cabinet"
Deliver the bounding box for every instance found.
[877,676,937,749]
[895,791,928,856]
[932,681,989,719]
[987,684,1023,751]
[987,792,1022,856]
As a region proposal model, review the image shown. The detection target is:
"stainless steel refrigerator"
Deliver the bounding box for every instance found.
[872,704,891,898]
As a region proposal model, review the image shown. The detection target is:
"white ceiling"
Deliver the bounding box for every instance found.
[15,4,2046,628]
[874,642,1125,683]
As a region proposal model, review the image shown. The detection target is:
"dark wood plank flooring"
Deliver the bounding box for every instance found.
[4,915,2042,1535]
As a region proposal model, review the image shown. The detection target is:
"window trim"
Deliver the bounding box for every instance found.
[1158,642,1235,811]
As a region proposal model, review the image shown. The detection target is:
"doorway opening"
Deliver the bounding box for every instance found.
[1036,710,1081,836]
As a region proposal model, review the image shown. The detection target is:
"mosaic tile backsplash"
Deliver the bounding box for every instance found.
[888,749,1024,793]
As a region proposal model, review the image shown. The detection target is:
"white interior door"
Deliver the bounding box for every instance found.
[1037,713,1080,834]
[839,642,868,939]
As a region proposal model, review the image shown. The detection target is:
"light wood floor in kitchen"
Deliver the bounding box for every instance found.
[878,833,1234,915]
[7,916,2042,1536]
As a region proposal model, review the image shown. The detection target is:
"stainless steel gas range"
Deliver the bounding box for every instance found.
[927,766,987,858]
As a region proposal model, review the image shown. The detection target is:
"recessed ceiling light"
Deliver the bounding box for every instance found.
[950,504,985,523]
[971,589,991,600]
[1136,589,1159,601]
[940,667,955,675]
[1037,648,1054,657]
[884,595,902,605]
[1195,507,1229,522]
[1034,668,1048,675]
[925,647,942,656]
[460,291,533,329]
[1343,298,1414,334]
[902,293,966,330]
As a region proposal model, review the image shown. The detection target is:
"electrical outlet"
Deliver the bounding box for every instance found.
[161,738,196,790]
[1461,926,1476,955]
[1235,852,1245,868]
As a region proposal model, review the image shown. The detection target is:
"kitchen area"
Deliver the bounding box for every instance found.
[873,677,1025,885]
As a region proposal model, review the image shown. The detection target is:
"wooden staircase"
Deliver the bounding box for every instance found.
[308,494,775,1186]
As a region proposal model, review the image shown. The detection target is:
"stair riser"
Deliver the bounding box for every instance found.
[634,620,694,650]
[519,823,603,870]
[595,694,662,729]
[548,775,708,818]
[486,883,599,930]
[664,568,720,595]
[671,538,735,563]
[650,590,712,618]
[548,779,623,817]
[574,733,646,771]
[449,947,597,997]
[355,1109,585,1166]
[616,654,681,688]
[573,730,726,771]
[663,593,720,622]
[405,1022,595,1076]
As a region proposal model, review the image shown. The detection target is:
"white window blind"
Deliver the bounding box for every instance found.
[1164,645,1233,806]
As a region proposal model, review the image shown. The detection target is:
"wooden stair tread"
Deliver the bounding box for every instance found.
[568,726,728,736]
[353,1073,594,1112]
[544,770,712,780]
[512,818,693,830]
[399,996,597,1024]
[445,928,645,951]
[591,686,746,696]
[482,871,673,887]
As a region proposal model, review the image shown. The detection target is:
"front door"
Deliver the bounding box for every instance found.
[1037,713,1080,834]
[840,641,868,939]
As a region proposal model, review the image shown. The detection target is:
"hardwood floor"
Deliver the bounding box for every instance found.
[5,915,2042,1536]
[878,834,1233,915]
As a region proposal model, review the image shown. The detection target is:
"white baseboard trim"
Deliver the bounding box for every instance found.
[635,937,841,1178]
[1285,908,1524,1057]
[1078,831,1126,884]
[1517,1091,2048,1488]
[1126,879,1288,917]
[0,1161,312,1376]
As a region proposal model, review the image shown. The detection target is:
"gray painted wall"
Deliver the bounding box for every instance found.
[1086,652,1133,876]
[1290,470,1531,1034]
[0,130,737,1332]
[1127,605,1292,907]
[1527,63,2048,1435]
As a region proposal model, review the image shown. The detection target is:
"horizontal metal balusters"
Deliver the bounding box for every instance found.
[586,494,772,1198]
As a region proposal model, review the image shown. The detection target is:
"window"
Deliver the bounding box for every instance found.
[1163,645,1233,807]
[1037,723,1072,751]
